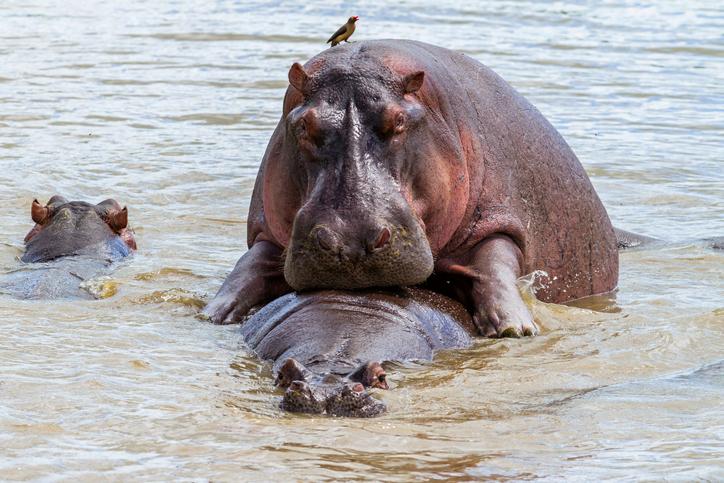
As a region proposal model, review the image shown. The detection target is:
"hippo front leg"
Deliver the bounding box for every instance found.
[438,235,538,338]
[202,241,291,324]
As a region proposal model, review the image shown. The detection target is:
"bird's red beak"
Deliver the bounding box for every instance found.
[353,16,359,21]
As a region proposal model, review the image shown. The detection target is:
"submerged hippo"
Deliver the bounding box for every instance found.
[204,40,618,338]
[0,196,136,299]
[241,287,475,417]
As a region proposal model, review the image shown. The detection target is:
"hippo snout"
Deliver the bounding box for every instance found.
[284,214,433,291]
[313,225,392,260]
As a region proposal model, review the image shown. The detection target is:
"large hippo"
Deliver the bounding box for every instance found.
[204,40,618,337]
[241,287,475,417]
[0,196,136,299]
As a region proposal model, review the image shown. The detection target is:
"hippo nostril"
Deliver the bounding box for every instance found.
[369,227,391,252]
[316,227,336,252]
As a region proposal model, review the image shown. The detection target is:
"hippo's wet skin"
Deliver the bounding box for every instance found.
[204,40,619,338]
[240,288,476,417]
[1,196,136,299]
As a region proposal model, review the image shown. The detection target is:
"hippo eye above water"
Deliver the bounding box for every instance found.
[394,112,406,134]
[380,107,409,138]
[295,119,308,138]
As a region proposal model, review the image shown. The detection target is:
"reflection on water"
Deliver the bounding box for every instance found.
[1,0,722,480]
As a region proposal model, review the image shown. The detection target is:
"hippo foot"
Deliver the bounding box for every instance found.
[469,265,539,338]
[281,380,387,418]
[201,241,292,324]
[474,298,538,338]
[437,235,539,338]
[200,292,238,324]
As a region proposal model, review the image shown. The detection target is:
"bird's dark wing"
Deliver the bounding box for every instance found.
[327,24,347,43]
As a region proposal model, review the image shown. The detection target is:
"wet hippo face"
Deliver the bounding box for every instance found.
[279,57,434,291]
[275,358,388,417]
[325,382,387,418]
[22,195,136,263]
[281,380,386,418]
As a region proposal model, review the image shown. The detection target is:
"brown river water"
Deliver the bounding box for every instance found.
[1,1,722,480]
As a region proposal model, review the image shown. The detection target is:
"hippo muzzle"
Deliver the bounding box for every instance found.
[284,198,433,291]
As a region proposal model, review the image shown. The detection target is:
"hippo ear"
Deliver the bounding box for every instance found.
[47,195,68,207]
[288,62,309,95]
[31,199,49,224]
[403,71,425,94]
[96,198,122,211]
[106,206,128,232]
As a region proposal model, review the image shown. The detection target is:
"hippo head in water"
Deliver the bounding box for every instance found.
[276,358,387,417]
[269,53,435,291]
[22,195,137,263]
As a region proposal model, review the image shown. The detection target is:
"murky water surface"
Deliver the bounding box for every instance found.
[1,1,722,480]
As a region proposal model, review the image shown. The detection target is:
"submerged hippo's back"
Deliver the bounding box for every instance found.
[241,288,476,374]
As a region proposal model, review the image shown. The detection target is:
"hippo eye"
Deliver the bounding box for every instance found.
[378,374,386,383]
[295,119,308,138]
[394,112,406,134]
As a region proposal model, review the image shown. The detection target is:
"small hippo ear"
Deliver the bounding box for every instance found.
[403,71,425,94]
[96,198,122,211]
[47,195,68,207]
[31,199,49,224]
[288,62,309,95]
[106,206,128,232]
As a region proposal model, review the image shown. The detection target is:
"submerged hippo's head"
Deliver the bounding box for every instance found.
[274,51,437,291]
[281,380,386,418]
[22,195,137,263]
